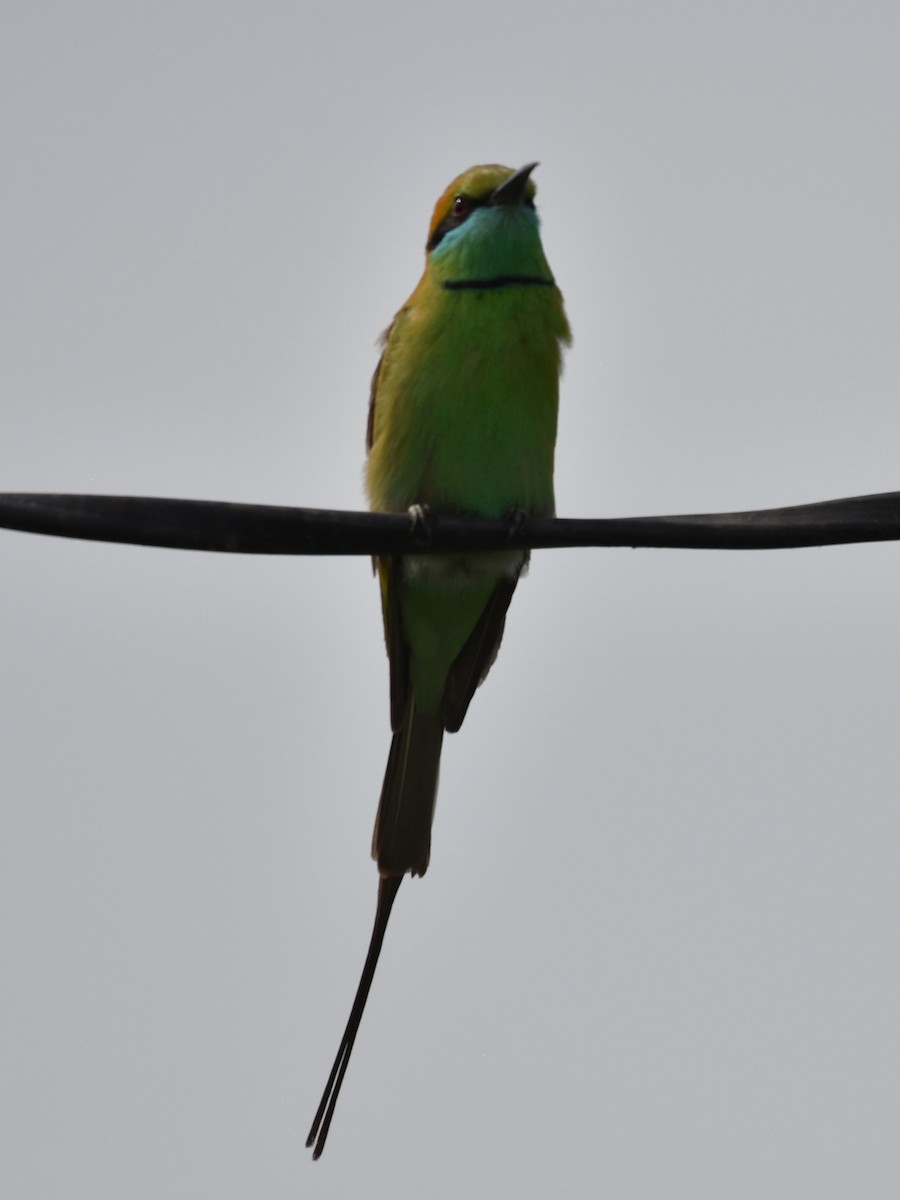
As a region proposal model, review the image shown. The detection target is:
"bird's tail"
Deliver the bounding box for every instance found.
[372,698,444,877]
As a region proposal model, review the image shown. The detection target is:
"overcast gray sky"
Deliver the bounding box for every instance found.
[2,2,899,1197]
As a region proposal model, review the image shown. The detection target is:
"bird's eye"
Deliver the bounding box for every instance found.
[426,193,478,251]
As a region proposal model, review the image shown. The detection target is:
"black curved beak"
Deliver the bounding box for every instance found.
[489,162,538,207]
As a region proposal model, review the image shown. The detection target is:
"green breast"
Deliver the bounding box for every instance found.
[368,281,569,519]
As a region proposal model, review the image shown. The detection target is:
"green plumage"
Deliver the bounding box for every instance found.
[366,164,570,877]
[307,163,570,1159]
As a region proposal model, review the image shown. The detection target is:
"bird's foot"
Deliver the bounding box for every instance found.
[502,507,531,575]
[407,503,434,545]
[502,506,529,541]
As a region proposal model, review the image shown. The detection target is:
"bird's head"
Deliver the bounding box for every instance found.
[423,163,554,287]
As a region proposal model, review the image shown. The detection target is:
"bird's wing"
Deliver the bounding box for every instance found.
[368,311,414,731]
[365,347,385,453]
[377,556,409,733]
[441,569,521,733]
[366,309,405,453]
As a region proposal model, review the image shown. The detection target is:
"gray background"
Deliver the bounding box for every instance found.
[2,2,899,1196]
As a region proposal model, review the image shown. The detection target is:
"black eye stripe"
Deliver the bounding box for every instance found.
[426,194,488,251]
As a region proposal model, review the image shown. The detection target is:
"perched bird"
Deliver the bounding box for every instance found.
[306,162,570,1158]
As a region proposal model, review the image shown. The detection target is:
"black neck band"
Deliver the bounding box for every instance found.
[442,274,556,292]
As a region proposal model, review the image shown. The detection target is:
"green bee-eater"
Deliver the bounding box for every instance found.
[307,163,570,1157]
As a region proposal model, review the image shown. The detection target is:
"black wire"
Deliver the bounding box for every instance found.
[1,490,900,556]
